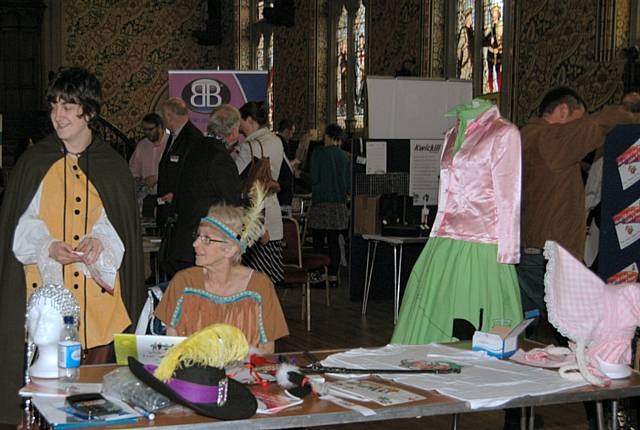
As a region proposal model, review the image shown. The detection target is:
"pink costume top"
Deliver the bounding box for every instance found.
[431,105,521,264]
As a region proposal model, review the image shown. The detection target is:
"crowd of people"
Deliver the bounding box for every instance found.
[0,65,637,427]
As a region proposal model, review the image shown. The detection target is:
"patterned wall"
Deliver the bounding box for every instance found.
[368,0,422,76]
[272,0,311,133]
[512,0,630,126]
[63,0,235,139]
[58,0,634,137]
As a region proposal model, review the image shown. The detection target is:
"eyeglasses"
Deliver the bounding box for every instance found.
[192,232,226,245]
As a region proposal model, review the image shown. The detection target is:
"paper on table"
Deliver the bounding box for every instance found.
[365,141,387,175]
[322,344,587,409]
[20,381,103,398]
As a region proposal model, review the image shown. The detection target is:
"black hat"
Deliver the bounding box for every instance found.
[128,324,257,420]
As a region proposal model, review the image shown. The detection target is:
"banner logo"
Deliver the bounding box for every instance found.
[182,79,231,113]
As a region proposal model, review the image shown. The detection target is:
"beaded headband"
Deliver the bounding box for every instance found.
[201,216,247,252]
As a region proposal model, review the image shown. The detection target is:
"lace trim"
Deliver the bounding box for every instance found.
[543,241,585,344]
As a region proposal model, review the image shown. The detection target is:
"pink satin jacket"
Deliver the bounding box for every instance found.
[431,105,521,264]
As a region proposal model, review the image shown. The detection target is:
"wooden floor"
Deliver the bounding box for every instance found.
[274,275,592,430]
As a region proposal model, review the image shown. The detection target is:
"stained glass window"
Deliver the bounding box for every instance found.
[455,0,475,80]
[336,5,348,128]
[267,33,274,127]
[256,33,265,70]
[481,0,503,94]
[353,1,366,129]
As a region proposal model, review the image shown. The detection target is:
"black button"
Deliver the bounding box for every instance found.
[75,197,81,202]
[74,209,80,215]
[32,283,37,289]
[73,284,79,289]
[73,235,79,240]
[75,174,80,179]
[74,271,79,277]
[100,288,106,294]
[72,165,78,170]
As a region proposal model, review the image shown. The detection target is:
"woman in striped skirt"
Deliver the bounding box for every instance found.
[238,101,284,284]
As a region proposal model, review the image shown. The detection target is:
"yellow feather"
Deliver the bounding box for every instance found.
[154,324,249,381]
[240,182,267,248]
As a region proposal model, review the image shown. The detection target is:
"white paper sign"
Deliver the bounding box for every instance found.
[366,141,387,174]
[617,138,640,190]
[613,198,640,250]
[410,139,442,205]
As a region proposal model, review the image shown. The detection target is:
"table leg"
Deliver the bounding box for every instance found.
[393,245,398,324]
[154,252,160,285]
[528,406,535,430]
[394,245,404,324]
[596,401,605,430]
[612,400,618,430]
[361,241,378,316]
[451,413,458,430]
[520,406,526,430]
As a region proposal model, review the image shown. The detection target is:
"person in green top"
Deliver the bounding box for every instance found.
[307,124,351,288]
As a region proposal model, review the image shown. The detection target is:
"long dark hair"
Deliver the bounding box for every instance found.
[239,101,268,127]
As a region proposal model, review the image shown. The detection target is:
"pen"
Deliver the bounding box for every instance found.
[132,405,155,421]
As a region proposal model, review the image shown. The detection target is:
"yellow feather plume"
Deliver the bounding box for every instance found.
[240,182,267,249]
[154,324,248,382]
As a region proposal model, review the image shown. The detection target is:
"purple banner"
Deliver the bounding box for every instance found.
[168,70,268,133]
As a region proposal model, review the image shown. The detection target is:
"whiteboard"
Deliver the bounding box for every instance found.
[367,77,472,140]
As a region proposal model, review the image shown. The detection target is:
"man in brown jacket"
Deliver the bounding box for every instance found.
[511,89,639,430]
[518,88,639,319]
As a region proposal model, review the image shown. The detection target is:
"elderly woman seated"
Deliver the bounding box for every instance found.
[154,191,289,354]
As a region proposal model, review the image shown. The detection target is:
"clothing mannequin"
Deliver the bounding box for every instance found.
[25,285,80,379]
[392,99,522,344]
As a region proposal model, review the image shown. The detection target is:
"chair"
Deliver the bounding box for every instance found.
[281,216,331,331]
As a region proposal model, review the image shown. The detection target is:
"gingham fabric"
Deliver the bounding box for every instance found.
[544,241,640,370]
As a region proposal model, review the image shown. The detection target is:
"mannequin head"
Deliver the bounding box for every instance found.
[26,285,80,378]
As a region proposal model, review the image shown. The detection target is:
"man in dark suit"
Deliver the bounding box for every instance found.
[157,97,203,230]
[162,104,242,277]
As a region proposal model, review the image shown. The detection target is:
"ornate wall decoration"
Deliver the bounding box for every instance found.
[368,0,422,76]
[512,0,628,126]
[429,0,446,77]
[273,0,311,132]
[237,0,251,70]
[63,0,224,139]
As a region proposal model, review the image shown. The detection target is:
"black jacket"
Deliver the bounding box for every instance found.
[165,136,241,274]
[157,120,202,198]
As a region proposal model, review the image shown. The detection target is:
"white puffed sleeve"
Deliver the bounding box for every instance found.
[12,184,63,285]
[77,209,125,290]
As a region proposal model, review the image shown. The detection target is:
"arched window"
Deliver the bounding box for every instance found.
[446,0,506,98]
[330,0,367,134]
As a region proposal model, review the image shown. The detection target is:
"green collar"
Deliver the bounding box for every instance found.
[445,99,493,154]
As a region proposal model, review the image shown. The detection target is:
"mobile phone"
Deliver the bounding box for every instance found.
[65,393,123,420]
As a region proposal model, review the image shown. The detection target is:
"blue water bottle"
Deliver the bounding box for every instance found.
[58,316,81,381]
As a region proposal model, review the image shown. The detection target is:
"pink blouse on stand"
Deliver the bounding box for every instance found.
[431,105,521,264]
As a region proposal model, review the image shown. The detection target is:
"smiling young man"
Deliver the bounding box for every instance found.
[0,67,144,424]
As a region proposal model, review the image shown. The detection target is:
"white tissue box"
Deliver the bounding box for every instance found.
[472,318,535,359]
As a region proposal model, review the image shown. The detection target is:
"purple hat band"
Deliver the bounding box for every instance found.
[143,364,229,405]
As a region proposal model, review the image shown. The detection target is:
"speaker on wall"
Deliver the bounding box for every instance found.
[193,0,222,46]
[263,0,295,27]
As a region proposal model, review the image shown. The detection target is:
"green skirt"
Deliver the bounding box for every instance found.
[391,237,522,344]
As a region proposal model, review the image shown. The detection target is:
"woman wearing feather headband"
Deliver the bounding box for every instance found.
[154,184,289,354]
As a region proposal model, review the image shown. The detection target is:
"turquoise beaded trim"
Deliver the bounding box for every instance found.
[171,288,268,344]
[201,216,247,251]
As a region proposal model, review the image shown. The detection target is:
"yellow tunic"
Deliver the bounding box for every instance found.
[24,156,131,349]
